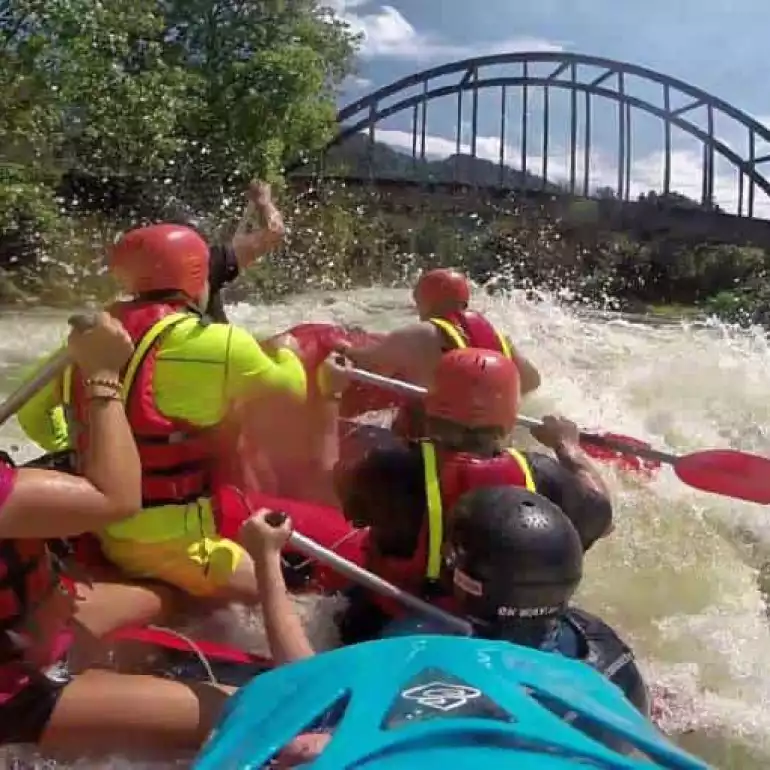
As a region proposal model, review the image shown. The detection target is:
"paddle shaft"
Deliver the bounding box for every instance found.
[289,531,473,636]
[0,348,71,427]
[346,367,680,466]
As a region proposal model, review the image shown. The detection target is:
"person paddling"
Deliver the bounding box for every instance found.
[336,268,542,440]
[17,224,307,605]
[234,499,647,764]
[441,485,648,718]
[332,347,612,642]
[0,312,236,758]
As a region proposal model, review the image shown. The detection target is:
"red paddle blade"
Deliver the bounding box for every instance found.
[580,433,661,477]
[674,449,770,504]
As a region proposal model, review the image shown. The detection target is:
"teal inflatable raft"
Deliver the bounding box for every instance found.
[194,635,711,769]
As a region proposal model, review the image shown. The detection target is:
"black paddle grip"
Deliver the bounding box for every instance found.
[264,510,288,528]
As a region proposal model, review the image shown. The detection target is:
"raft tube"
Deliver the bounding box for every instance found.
[266,322,407,419]
[215,484,368,593]
[194,634,712,770]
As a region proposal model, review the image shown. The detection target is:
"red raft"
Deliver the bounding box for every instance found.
[262,322,406,419]
[71,480,369,679]
[65,321,670,718]
[215,484,369,593]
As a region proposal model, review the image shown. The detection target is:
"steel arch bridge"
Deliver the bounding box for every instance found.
[316,52,770,219]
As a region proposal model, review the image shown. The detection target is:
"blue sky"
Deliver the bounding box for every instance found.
[326,1,770,215]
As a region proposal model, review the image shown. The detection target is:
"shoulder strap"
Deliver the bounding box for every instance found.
[427,317,466,350]
[62,312,192,407]
[419,440,445,580]
[495,328,513,358]
[504,448,537,491]
[121,313,191,402]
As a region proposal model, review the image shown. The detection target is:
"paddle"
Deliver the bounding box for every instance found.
[342,366,770,505]
[288,528,474,635]
[109,526,475,674]
[0,313,96,427]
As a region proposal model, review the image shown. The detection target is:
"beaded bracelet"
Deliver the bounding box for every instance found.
[83,377,122,390]
[84,379,122,402]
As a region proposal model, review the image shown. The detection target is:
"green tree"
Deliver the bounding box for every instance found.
[161,0,359,195]
[2,0,192,177]
[0,1,69,243]
[0,0,359,273]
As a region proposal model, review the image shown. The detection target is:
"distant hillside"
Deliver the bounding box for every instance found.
[300,132,562,193]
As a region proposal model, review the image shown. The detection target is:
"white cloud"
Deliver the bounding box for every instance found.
[342,74,373,90]
[325,2,563,62]
[371,128,770,218]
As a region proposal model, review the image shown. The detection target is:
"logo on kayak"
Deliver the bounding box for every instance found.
[400,681,483,712]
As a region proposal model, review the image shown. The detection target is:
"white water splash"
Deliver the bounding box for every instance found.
[1,286,769,768]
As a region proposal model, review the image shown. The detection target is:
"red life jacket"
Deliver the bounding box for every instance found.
[429,310,513,358]
[393,310,514,440]
[366,441,536,618]
[63,300,214,509]
[0,538,61,664]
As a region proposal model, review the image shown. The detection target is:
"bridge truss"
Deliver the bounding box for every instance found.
[321,52,770,218]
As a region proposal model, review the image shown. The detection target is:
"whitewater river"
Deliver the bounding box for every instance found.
[2,287,770,768]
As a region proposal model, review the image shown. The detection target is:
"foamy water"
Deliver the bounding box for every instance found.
[1,287,769,768]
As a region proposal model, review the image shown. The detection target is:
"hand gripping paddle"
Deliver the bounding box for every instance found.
[255,510,473,634]
[0,313,97,427]
[343,366,770,505]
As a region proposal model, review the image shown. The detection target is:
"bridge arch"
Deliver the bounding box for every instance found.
[321,52,770,218]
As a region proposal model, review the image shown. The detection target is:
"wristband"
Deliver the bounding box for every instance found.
[86,389,122,402]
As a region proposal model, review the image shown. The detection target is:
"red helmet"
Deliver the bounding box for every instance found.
[413,269,470,315]
[108,224,209,299]
[425,348,520,430]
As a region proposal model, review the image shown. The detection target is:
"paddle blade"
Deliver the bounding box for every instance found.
[580,433,661,477]
[675,449,770,504]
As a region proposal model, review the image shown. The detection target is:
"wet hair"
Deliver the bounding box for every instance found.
[425,416,510,455]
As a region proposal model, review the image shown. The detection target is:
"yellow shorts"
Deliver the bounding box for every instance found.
[99,533,247,598]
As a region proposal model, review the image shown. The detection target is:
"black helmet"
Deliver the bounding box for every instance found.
[449,486,583,645]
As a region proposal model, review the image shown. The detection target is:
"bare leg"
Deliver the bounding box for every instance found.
[69,579,185,671]
[40,669,234,761]
[75,578,183,636]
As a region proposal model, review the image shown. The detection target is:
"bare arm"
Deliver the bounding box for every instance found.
[341,323,440,380]
[554,439,612,503]
[513,351,541,395]
[0,313,140,539]
[528,449,613,550]
[255,548,315,665]
[529,416,613,547]
[80,371,142,517]
[231,194,285,271]
[502,335,541,395]
[241,512,315,666]
[0,388,141,539]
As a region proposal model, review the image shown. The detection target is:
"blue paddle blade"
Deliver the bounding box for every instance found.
[195,636,712,770]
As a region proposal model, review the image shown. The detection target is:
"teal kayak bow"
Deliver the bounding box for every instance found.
[195,635,711,769]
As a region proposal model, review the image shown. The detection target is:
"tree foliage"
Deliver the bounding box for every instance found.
[0,0,358,241]
[1,3,769,327]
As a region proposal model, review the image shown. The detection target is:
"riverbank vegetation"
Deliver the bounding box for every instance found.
[1,1,769,326]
